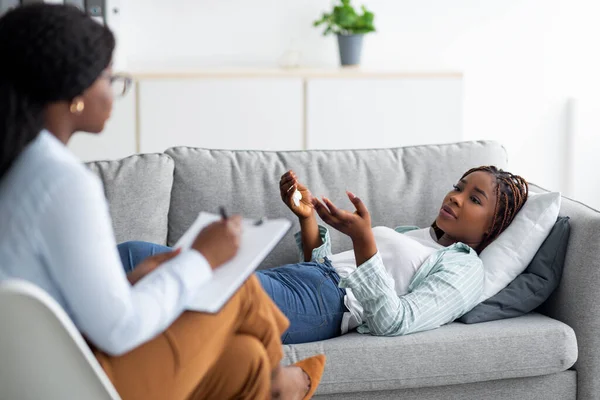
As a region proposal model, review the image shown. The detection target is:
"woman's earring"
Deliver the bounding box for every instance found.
[69,100,85,114]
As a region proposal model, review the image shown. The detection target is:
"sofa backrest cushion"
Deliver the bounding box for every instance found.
[459,216,571,323]
[86,153,174,245]
[166,141,508,268]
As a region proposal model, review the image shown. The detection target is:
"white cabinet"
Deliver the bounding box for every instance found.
[68,86,136,162]
[306,77,462,149]
[67,70,463,161]
[137,78,304,153]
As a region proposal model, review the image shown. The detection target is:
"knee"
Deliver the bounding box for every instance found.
[233,334,270,367]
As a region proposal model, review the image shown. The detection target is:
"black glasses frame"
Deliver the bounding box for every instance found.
[109,74,133,98]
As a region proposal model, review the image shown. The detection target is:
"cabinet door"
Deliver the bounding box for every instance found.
[306,78,463,149]
[68,86,137,162]
[138,78,304,152]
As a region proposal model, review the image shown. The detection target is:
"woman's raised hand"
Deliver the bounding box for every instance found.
[312,191,373,243]
[279,170,314,220]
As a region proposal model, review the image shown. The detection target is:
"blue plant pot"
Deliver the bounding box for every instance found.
[337,34,364,66]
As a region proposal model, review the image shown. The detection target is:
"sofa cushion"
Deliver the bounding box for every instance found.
[282,313,577,396]
[86,153,174,245]
[478,192,562,302]
[316,373,576,400]
[460,217,571,324]
[165,141,508,268]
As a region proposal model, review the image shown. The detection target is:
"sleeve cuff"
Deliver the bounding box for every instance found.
[165,249,213,292]
[294,225,332,262]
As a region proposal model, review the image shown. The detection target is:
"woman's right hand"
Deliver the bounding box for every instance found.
[192,216,242,270]
[280,170,314,220]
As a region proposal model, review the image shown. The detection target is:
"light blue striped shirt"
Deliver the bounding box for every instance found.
[295,225,483,336]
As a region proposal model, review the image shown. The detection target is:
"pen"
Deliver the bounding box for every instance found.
[219,206,228,220]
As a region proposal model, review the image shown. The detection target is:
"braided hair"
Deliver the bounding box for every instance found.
[0,4,115,179]
[432,165,529,253]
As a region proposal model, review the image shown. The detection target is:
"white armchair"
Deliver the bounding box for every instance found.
[0,279,120,400]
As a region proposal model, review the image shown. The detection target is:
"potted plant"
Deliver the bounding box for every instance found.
[313,0,376,66]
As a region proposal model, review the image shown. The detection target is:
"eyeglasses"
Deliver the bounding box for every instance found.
[109,73,133,98]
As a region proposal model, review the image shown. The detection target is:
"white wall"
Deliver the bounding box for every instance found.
[118,0,600,193]
[567,97,600,209]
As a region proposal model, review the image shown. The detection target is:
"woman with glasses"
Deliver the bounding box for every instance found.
[109,73,133,98]
[0,4,324,400]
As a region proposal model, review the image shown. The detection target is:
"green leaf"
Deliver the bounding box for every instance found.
[314,0,376,36]
[361,11,374,25]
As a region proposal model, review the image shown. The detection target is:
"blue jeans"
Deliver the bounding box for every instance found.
[117,241,171,273]
[117,241,347,345]
[256,259,347,345]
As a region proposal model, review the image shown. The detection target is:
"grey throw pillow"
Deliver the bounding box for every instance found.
[459,217,570,324]
[86,153,175,245]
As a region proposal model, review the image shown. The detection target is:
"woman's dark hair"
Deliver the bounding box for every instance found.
[432,165,529,253]
[0,4,115,179]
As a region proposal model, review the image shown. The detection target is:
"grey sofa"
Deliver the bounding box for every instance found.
[87,140,595,400]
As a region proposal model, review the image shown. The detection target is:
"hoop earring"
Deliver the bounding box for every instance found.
[70,100,85,114]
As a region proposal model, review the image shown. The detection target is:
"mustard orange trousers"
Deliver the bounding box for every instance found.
[93,276,289,400]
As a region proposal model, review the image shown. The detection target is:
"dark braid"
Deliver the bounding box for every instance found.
[0,4,115,179]
[432,165,529,253]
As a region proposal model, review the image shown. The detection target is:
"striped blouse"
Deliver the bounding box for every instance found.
[295,226,484,336]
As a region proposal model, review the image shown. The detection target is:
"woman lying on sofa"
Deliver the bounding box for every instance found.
[121,165,529,345]
[252,166,529,344]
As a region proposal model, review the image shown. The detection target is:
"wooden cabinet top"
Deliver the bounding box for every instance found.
[130,68,462,80]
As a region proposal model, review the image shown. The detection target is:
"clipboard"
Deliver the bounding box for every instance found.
[175,212,291,313]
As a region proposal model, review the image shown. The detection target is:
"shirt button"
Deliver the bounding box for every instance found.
[318,258,325,263]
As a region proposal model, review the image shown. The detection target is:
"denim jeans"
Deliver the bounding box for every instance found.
[117,241,171,273]
[117,241,347,345]
[256,259,347,345]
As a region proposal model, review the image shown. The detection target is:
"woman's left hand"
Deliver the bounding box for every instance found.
[312,191,372,242]
[127,248,182,285]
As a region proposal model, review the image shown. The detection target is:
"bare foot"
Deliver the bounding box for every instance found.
[271,365,311,400]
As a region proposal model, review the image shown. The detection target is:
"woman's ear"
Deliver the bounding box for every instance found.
[484,216,495,237]
[482,224,492,238]
[69,97,85,115]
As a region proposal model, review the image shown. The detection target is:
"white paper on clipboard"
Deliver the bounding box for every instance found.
[175,212,291,313]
